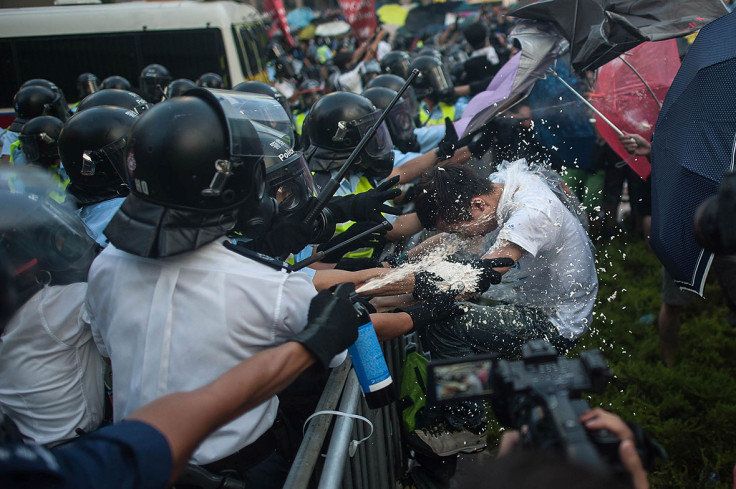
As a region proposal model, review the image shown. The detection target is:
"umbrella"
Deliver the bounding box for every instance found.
[525,55,597,171]
[377,3,409,26]
[297,24,316,41]
[650,11,736,295]
[589,39,681,180]
[287,8,315,30]
[315,20,351,37]
[455,20,568,137]
[509,0,728,73]
[402,2,461,37]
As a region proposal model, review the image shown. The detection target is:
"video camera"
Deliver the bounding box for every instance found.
[427,340,621,472]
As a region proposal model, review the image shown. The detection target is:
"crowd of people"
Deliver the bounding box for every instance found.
[5,3,730,488]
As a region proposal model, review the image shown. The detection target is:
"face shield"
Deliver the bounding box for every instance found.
[331,109,395,180]
[18,132,58,166]
[208,89,295,149]
[44,93,71,122]
[0,166,98,319]
[385,98,419,154]
[403,86,421,125]
[83,134,129,182]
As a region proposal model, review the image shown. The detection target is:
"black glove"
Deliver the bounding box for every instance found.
[335,257,383,271]
[246,206,313,258]
[413,271,458,309]
[434,117,459,160]
[395,302,466,333]
[325,176,401,223]
[449,257,515,293]
[466,126,496,159]
[316,221,387,263]
[291,285,360,368]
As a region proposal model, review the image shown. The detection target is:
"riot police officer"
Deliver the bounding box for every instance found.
[138,63,171,103]
[84,88,350,489]
[58,106,137,246]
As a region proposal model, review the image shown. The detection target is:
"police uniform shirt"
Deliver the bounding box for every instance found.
[78,197,125,248]
[414,125,445,153]
[85,239,322,465]
[0,283,106,446]
[0,420,171,489]
[1,131,19,158]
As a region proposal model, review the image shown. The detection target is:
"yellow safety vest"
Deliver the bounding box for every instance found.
[419,101,456,126]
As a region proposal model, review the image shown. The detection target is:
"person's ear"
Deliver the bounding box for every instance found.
[470,197,485,211]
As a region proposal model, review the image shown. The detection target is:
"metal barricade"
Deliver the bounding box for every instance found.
[284,336,409,489]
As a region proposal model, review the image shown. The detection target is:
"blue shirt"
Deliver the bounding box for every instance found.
[414,125,445,153]
[79,197,125,247]
[0,420,171,489]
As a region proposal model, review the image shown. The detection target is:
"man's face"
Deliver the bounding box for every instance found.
[436,202,498,238]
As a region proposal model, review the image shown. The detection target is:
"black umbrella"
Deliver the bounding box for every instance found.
[402,2,462,37]
[649,11,736,295]
[509,0,729,72]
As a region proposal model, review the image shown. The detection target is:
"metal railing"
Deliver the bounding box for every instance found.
[284,336,408,489]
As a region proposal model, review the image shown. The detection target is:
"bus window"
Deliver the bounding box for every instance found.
[138,29,229,88]
[233,23,269,83]
[0,28,229,108]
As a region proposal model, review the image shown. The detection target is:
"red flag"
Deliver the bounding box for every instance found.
[338,0,377,43]
[264,0,295,47]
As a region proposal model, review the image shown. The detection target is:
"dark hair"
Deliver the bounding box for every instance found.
[463,22,488,51]
[414,162,493,229]
[333,50,354,72]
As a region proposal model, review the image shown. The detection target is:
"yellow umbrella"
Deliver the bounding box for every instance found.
[377,3,409,26]
[297,24,316,40]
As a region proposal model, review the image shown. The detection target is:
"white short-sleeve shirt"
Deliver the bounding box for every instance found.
[85,239,327,464]
[483,161,598,340]
[0,283,106,446]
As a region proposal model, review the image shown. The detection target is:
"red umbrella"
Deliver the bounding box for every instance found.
[589,39,681,180]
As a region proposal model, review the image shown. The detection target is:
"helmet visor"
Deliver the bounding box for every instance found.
[207,89,295,155]
[18,134,43,163]
[385,98,416,143]
[352,110,394,159]
[95,135,129,181]
[267,153,315,214]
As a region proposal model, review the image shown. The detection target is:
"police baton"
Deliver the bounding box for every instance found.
[291,221,392,271]
[301,69,420,227]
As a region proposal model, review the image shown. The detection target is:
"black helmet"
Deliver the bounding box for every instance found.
[20,79,71,119]
[416,47,442,61]
[139,63,172,103]
[196,72,225,89]
[297,79,324,111]
[274,56,297,80]
[380,51,412,79]
[10,86,68,132]
[233,81,295,134]
[58,106,138,204]
[304,91,394,180]
[123,88,268,214]
[409,56,455,104]
[362,87,419,154]
[365,74,420,126]
[76,72,100,101]
[19,115,64,169]
[76,89,151,115]
[101,75,132,91]
[165,78,197,98]
[265,40,287,62]
[0,166,98,329]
